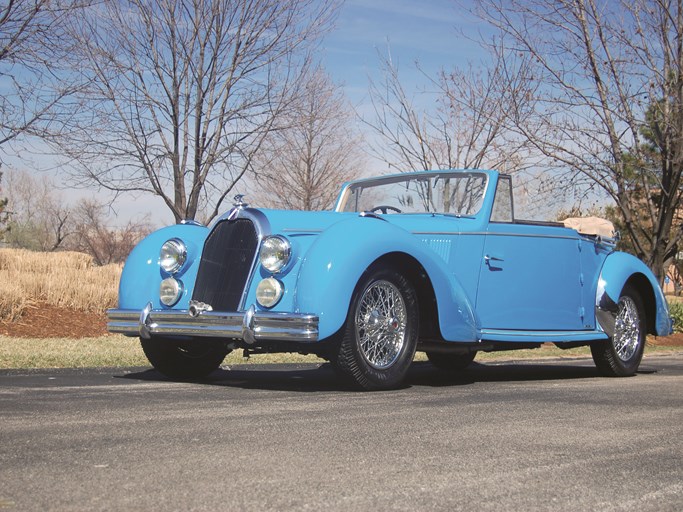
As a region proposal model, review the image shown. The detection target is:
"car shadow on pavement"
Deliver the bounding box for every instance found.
[116,359,623,392]
[118,363,360,392]
[408,360,603,386]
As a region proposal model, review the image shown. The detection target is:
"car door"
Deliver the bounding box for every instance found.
[474,176,585,331]
[475,223,585,331]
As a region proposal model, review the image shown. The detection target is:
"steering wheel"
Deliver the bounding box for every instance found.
[370,205,402,214]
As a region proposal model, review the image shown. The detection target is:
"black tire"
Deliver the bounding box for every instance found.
[426,351,476,371]
[140,337,229,380]
[334,267,419,390]
[591,285,646,377]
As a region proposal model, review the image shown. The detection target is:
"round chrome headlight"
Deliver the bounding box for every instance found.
[259,235,291,274]
[160,277,183,306]
[160,238,187,274]
[256,277,284,308]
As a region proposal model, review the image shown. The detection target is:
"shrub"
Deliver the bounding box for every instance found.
[668,301,683,333]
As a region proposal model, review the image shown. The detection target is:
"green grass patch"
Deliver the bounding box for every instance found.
[0,335,680,370]
[0,335,150,369]
[0,335,325,369]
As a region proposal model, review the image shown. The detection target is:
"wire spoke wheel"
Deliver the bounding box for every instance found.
[591,285,646,377]
[334,267,418,390]
[355,280,407,369]
[613,296,641,361]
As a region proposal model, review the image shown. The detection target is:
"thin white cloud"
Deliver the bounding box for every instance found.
[344,0,465,25]
[325,0,483,61]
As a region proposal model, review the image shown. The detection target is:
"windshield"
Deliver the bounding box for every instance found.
[338,172,488,216]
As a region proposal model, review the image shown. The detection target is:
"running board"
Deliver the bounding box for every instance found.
[480,329,608,344]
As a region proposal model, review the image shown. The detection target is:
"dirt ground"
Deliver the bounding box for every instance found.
[2,302,683,346]
[648,332,683,346]
[0,303,108,339]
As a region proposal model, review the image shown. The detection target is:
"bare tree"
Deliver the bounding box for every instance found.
[0,169,8,236]
[4,168,152,261]
[474,0,683,282]
[54,0,338,224]
[70,200,152,265]
[2,169,73,250]
[365,47,539,176]
[0,0,86,150]
[252,67,361,210]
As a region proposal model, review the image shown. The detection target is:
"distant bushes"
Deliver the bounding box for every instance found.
[668,301,683,333]
[0,249,121,322]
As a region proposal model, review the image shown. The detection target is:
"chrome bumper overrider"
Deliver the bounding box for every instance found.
[107,304,319,344]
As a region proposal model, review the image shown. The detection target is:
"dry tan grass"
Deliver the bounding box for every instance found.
[0,248,121,321]
[0,279,32,322]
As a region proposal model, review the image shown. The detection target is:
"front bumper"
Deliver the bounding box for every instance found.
[107,303,319,344]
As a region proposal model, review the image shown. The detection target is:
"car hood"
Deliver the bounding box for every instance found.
[248,208,356,235]
[246,209,465,236]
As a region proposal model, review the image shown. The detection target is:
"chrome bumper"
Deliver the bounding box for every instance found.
[107,304,319,344]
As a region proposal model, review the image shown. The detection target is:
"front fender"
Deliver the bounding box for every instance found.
[597,251,672,336]
[294,216,479,341]
[118,224,210,310]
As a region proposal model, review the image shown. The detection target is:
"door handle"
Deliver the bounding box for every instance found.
[484,254,504,263]
[484,254,504,270]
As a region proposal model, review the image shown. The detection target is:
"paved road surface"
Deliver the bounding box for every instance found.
[1,353,682,511]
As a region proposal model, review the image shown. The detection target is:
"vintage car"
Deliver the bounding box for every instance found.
[108,169,673,390]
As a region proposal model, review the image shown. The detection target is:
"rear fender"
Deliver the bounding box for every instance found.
[294,216,479,341]
[596,252,672,336]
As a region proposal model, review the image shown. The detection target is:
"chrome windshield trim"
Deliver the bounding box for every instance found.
[107,308,319,343]
[335,169,490,214]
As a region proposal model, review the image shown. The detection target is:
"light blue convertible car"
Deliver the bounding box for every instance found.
[108,170,673,390]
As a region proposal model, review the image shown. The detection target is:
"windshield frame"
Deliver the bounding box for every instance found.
[334,170,491,216]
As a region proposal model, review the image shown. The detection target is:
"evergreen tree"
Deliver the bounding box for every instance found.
[605,100,683,286]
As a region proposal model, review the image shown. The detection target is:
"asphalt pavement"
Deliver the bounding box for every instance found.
[1,353,682,511]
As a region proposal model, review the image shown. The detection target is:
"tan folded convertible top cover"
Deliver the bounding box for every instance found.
[562,216,615,238]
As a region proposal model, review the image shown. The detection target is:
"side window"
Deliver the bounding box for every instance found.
[491,176,513,222]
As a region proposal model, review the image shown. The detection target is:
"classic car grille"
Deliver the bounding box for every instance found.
[192,218,259,311]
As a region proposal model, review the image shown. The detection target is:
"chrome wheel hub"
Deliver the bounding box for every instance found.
[613,296,641,361]
[355,280,407,369]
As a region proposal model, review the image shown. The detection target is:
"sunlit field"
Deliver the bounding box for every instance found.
[0,249,121,322]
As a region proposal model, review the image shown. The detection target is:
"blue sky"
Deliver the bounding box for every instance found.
[120,0,492,224]
[323,0,486,105]
[5,0,493,226]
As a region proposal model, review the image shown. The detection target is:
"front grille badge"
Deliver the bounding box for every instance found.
[189,300,213,318]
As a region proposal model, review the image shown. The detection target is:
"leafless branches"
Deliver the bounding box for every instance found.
[3,169,152,262]
[53,0,338,223]
[70,200,152,265]
[0,169,8,234]
[364,45,539,175]
[475,0,683,280]
[252,67,362,210]
[2,169,72,251]
[0,0,86,149]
